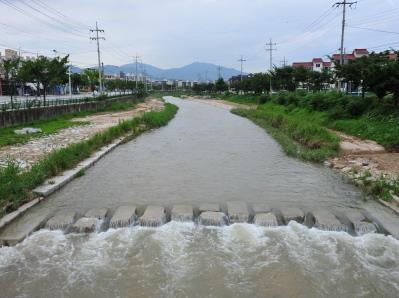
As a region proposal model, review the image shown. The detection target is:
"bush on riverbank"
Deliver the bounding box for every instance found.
[232,103,340,162]
[0,103,178,215]
[223,92,399,150]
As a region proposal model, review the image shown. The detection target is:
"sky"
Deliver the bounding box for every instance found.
[0,0,398,73]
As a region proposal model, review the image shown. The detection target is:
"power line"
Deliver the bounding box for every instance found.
[347,25,399,35]
[90,22,105,93]
[238,55,246,82]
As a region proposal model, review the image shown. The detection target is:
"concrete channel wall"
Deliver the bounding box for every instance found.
[0,202,390,246]
[0,95,141,128]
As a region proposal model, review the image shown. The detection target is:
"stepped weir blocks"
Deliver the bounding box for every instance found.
[109,206,137,228]
[254,213,279,227]
[85,208,109,220]
[199,211,227,226]
[345,211,377,235]
[45,211,78,231]
[198,203,220,213]
[71,217,99,233]
[280,207,305,224]
[227,202,250,223]
[252,203,272,214]
[311,210,348,232]
[171,205,194,222]
[140,206,166,227]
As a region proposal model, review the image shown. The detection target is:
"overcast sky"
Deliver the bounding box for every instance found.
[0,0,398,73]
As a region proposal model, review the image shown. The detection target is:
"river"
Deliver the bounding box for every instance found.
[0,97,398,297]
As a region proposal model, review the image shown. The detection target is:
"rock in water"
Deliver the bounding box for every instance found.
[199,211,226,226]
[109,206,137,228]
[140,206,166,227]
[171,205,194,222]
[254,213,278,227]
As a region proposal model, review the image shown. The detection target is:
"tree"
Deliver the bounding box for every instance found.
[214,78,228,93]
[82,68,99,91]
[3,58,20,107]
[71,73,83,92]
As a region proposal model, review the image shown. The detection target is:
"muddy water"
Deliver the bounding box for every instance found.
[1,97,399,297]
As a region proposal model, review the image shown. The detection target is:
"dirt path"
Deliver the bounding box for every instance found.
[0,99,164,169]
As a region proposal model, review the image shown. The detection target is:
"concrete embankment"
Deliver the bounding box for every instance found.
[0,202,395,246]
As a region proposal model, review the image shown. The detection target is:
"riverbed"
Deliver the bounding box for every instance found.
[0,97,398,297]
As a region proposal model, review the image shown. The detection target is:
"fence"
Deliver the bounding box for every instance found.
[0,94,143,128]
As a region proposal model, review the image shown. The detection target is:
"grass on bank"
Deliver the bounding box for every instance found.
[0,98,141,148]
[232,103,340,162]
[0,103,178,215]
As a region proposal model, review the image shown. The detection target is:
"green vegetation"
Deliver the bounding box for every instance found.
[353,171,399,202]
[0,103,178,214]
[0,97,142,147]
[217,93,266,105]
[232,103,339,162]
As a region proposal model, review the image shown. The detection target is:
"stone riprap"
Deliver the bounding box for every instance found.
[45,211,78,231]
[280,207,305,224]
[140,206,166,227]
[199,211,227,226]
[171,205,194,222]
[227,201,250,223]
[254,213,279,227]
[109,206,137,228]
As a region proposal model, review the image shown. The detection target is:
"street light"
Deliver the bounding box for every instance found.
[53,49,72,99]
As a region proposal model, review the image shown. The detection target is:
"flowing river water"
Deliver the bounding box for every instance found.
[1,97,399,297]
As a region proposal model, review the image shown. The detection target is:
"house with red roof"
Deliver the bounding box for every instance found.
[292,58,332,73]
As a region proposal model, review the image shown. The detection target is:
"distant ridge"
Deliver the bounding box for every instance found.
[72,62,243,81]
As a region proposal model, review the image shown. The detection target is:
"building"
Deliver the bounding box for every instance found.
[4,49,18,60]
[331,48,369,63]
[292,58,332,72]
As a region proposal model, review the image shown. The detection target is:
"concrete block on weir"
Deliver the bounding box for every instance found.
[171,205,194,222]
[199,211,227,226]
[45,211,78,231]
[140,206,166,227]
[227,202,250,223]
[344,211,377,235]
[254,213,278,227]
[252,203,272,214]
[279,207,305,224]
[310,210,349,232]
[85,208,109,220]
[70,217,100,233]
[109,206,137,228]
[198,203,220,213]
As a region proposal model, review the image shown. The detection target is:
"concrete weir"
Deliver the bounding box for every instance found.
[109,206,137,228]
[171,205,194,222]
[71,217,100,233]
[140,206,166,227]
[199,211,227,226]
[254,213,279,227]
[45,211,78,231]
[309,210,348,232]
[280,207,305,224]
[227,202,250,223]
[199,203,220,213]
[345,211,377,235]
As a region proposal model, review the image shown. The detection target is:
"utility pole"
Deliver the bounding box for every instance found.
[68,65,72,99]
[134,54,140,90]
[217,65,222,80]
[238,55,246,82]
[280,57,288,67]
[90,22,105,94]
[265,38,277,93]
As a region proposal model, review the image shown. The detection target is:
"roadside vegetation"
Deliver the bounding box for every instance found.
[0,96,142,147]
[0,103,178,215]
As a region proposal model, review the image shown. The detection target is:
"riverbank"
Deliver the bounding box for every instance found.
[0,100,178,216]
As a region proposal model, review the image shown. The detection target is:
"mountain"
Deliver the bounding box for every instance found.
[72,62,242,81]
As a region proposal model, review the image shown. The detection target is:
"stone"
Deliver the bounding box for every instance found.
[311,210,348,232]
[171,205,194,222]
[45,211,78,230]
[345,211,377,235]
[226,201,250,223]
[254,213,278,227]
[85,208,108,219]
[280,207,305,224]
[140,206,166,227]
[70,217,100,233]
[109,206,137,228]
[14,127,42,135]
[199,211,226,226]
[252,203,272,214]
[198,203,220,213]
